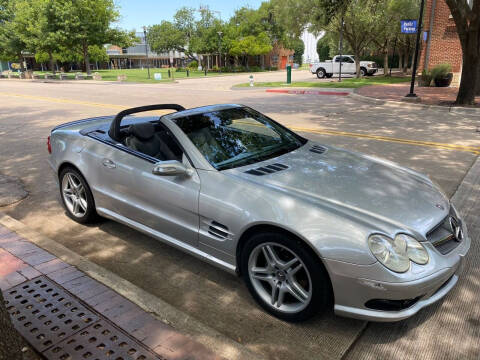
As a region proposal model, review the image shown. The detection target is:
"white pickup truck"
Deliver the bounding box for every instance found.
[310,55,378,78]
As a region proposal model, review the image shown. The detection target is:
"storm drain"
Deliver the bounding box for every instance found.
[4,276,99,352]
[4,276,162,360]
[44,320,162,360]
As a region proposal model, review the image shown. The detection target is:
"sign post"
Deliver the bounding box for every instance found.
[404,0,425,98]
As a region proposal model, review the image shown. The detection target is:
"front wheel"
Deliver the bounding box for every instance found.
[316,68,326,79]
[241,232,332,322]
[325,73,333,78]
[59,167,97,224]
[360,67,367,77]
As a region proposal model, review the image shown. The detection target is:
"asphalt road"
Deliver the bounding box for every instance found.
[0,74,479,360]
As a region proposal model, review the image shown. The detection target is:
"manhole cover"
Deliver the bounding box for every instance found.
[4,276,99,352]
[44,320,163,360]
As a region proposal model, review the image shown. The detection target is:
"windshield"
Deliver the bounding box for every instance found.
[173,107,305,170]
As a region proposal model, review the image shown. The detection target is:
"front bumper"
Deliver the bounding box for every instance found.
[325,233,470,322]
[367,69,377,74]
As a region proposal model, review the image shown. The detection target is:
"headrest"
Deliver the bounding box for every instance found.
[128,122,155,141]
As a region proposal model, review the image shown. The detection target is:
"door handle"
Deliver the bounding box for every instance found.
[102,159,116,169]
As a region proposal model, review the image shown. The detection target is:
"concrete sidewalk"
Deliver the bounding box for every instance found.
[0,225,222,360]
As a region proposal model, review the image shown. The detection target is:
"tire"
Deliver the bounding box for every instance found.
[360,67,367,77]
[241,231,332,322]
[325,73,333,78]
[316,68,326,79]
[59,167,98,224]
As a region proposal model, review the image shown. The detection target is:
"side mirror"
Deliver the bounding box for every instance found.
[152,160,193,177]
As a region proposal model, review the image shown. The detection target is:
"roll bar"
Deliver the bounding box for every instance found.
[108,104,185,141]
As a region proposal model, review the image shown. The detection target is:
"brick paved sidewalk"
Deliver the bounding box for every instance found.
[0,225,221,360]
[356,83,480,107]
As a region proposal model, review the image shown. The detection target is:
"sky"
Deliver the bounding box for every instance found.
[116,0,265,31]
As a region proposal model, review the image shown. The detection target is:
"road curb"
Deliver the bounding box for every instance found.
[266,89,350,96]
[0,213,262,360]
[350,90,480,116]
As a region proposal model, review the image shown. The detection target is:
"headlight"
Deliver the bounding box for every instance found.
[368,233,429,272]
[396,234,429,265]
[367,64,371,68]
[368,234,410,273]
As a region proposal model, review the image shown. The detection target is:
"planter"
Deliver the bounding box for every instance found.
[434,73,453,87]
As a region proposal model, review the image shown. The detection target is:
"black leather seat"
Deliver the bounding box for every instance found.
[125,123,166,159]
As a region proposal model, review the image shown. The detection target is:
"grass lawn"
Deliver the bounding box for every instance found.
[28,68,273,83]
[234,76,411,88]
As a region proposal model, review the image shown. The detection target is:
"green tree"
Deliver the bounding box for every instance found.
[229,33,272,68]
[0,0,27,70]
[291,38,304,65]
[56,0,135,75]
[316,36,330,61]
[13,0,64,73]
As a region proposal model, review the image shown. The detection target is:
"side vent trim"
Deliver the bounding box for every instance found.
[208,221,230,239]
[310,145,327,154]
[245,163,289,176]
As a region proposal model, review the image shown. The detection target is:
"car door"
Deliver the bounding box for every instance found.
[343,56,356,73]
[83,132,200,247]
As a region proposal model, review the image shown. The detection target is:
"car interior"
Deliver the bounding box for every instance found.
[123,121,183,162]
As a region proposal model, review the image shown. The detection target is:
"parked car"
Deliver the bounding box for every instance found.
[310,55,378,78]
[48,104,469,322]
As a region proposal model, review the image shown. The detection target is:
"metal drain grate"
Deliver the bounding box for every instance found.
[44,320,163,360]
[4,276,99,352]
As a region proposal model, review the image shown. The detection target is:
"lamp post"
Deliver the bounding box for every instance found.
[406,0,425,97]
[338,16,344,82]
[143,26,150,79]
[217,31,223,71]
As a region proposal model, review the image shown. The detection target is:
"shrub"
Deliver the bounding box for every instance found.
[188,60,198,69]
[430,63,452,80]
[175,67,186,72]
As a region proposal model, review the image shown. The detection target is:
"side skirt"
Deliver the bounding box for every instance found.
[96,207,238,275]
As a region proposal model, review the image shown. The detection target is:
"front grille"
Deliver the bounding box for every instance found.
[426,208,462,255]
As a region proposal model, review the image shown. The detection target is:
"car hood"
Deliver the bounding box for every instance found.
[230,143,448,236]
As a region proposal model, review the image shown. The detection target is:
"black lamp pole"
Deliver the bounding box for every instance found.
[406,0,425,97]
[143,26,150,79]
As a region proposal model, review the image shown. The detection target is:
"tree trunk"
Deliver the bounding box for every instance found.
[456,30,479,105]
[83,42,91,75]
[383,51,389,76]
[0,290,23,360]
[398,51,404,72]
[475,60,480,96]
[49,51,55,75]
[354,49,361,78]
[18,54,25,72]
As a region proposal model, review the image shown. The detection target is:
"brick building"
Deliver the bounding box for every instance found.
[418,0,465,85]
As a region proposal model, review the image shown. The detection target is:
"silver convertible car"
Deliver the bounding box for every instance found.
[48,104,470,322]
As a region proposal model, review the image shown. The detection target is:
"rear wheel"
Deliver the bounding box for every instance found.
[316,68,326,79]
[241,232,332,322]
[59,167,97,224]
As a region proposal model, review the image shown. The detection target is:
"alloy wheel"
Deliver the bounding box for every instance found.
[248,242,312,313]
[61,172,88,218]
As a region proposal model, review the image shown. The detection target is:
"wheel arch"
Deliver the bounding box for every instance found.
[57,161,96,206]
[235,223,329,277]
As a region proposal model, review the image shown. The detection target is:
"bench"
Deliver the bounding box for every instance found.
[59,73,69,80]
[44,74,55,80]
[117,74,127,81]
[75,73,84,80]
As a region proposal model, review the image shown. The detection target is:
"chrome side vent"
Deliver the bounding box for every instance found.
[208,221,229,239]
[310,145,327,154]
[245,163,288,176]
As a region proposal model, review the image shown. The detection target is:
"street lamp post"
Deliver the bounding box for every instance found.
[406,0,425,97]
[143,26,151,79]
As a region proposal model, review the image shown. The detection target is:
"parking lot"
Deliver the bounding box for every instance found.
[1,75,479,360]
